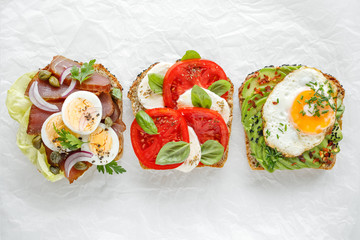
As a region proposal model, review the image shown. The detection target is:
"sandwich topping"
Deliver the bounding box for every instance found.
[131,50,231,171]
[241,66,344,172]
[9,56,126,183]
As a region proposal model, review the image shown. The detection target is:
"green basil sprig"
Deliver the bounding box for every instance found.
[135,110,158,135]
[181,50,201,61]
[156,141,190,165]
[208,80,231,96]
[148,73,164,94]
[111,88,122,100]
[191,85,212,109]
[200,140,224,165]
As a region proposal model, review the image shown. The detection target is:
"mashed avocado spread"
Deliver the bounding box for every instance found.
[241,66,344,172]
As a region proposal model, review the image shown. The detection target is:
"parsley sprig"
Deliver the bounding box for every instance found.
[71,59,96,84]
[53,124,86,150]
[97,161,126,175]
[303,81,336,117]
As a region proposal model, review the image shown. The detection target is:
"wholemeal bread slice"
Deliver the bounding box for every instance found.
[128,62,234,169]
[238,66,345,170]
[92,63,125,161]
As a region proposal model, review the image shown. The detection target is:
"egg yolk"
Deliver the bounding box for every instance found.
[46,115,78,149]
[89,127,112,159]
[290,90,334,134]
[65,98,98,131]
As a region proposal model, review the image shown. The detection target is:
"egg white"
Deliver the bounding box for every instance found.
[81,123,120,165]
[262,67,336,157]
[62,91,102,135]
[41,112,70,152]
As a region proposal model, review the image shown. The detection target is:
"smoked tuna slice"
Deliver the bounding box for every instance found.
[25,56,111,100]
[110,99,120,122]
[49,55,111,93]
[98,92,115,119]
[26,101,63,135]
[112,121,126,136]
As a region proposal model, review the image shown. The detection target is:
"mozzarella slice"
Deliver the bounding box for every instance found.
[177,87,231,123]
[176,127,202,173]
[137,62,172,109]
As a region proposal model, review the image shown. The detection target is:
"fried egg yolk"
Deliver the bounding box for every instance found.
[89,127,113,160]
[290,90,334,134]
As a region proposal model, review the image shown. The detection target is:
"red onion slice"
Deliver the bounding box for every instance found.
[29,82,59,112]
[60,66,72,84]
[61,79,77,97]
[64,151,93,178]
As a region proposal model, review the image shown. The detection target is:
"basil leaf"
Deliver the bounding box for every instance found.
[148,73,164,94]
[135,110,158,135]
[200,140,224,165]
[181,50,201,61]
[111,88,122,100]
[191,85,212,109]
[208,80,231,96]
[156,141,190,165]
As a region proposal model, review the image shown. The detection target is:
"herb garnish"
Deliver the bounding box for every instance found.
[53,124,86,150]
[97,160,126,175]
[266,129,271,137]
[181,50,201,61]
[71,59,96,84]
[148,73,164,94]
[303,81,336,117]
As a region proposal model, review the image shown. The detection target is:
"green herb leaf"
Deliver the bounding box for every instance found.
[200,140,224,165]
[208,80,231,96]
[97,160,126,175]
[111,88,122,100]
[53,124,86,150]
[135,110,158,135]
[70,59,96,84]
[191,85,212,109]
[181,50,201,61]
[156,141,190,165]
[148,73,164,94]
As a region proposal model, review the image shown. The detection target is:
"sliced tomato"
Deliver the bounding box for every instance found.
[178,107,229,164]
[131,108,190,170]
[163,59,228,108]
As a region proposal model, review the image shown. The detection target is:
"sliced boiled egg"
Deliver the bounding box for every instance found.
[62,91,102,135]
[81,123,119,165]
[137,62,172,109]
[41,112,78,152]
[177,87,231,123]
[176,127,202,172]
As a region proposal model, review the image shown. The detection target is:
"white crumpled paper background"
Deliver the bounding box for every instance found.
[1,0,359,239]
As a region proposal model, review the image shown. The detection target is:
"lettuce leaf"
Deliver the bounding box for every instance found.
[6,72,64,182]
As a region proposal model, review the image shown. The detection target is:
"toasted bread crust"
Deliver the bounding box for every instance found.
[238,66,345,171]
[128,62,234,169]
[89,62,125,161]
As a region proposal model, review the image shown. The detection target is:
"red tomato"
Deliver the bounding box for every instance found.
[131,108,190,170]
[178,107,229,167]
[178,107,229,149]
[163,59,228,108]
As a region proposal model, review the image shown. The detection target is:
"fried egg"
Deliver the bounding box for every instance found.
[262,67,336,157]
[41,112,78,152]
[62,91,102,135]
[81,123,120,165]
